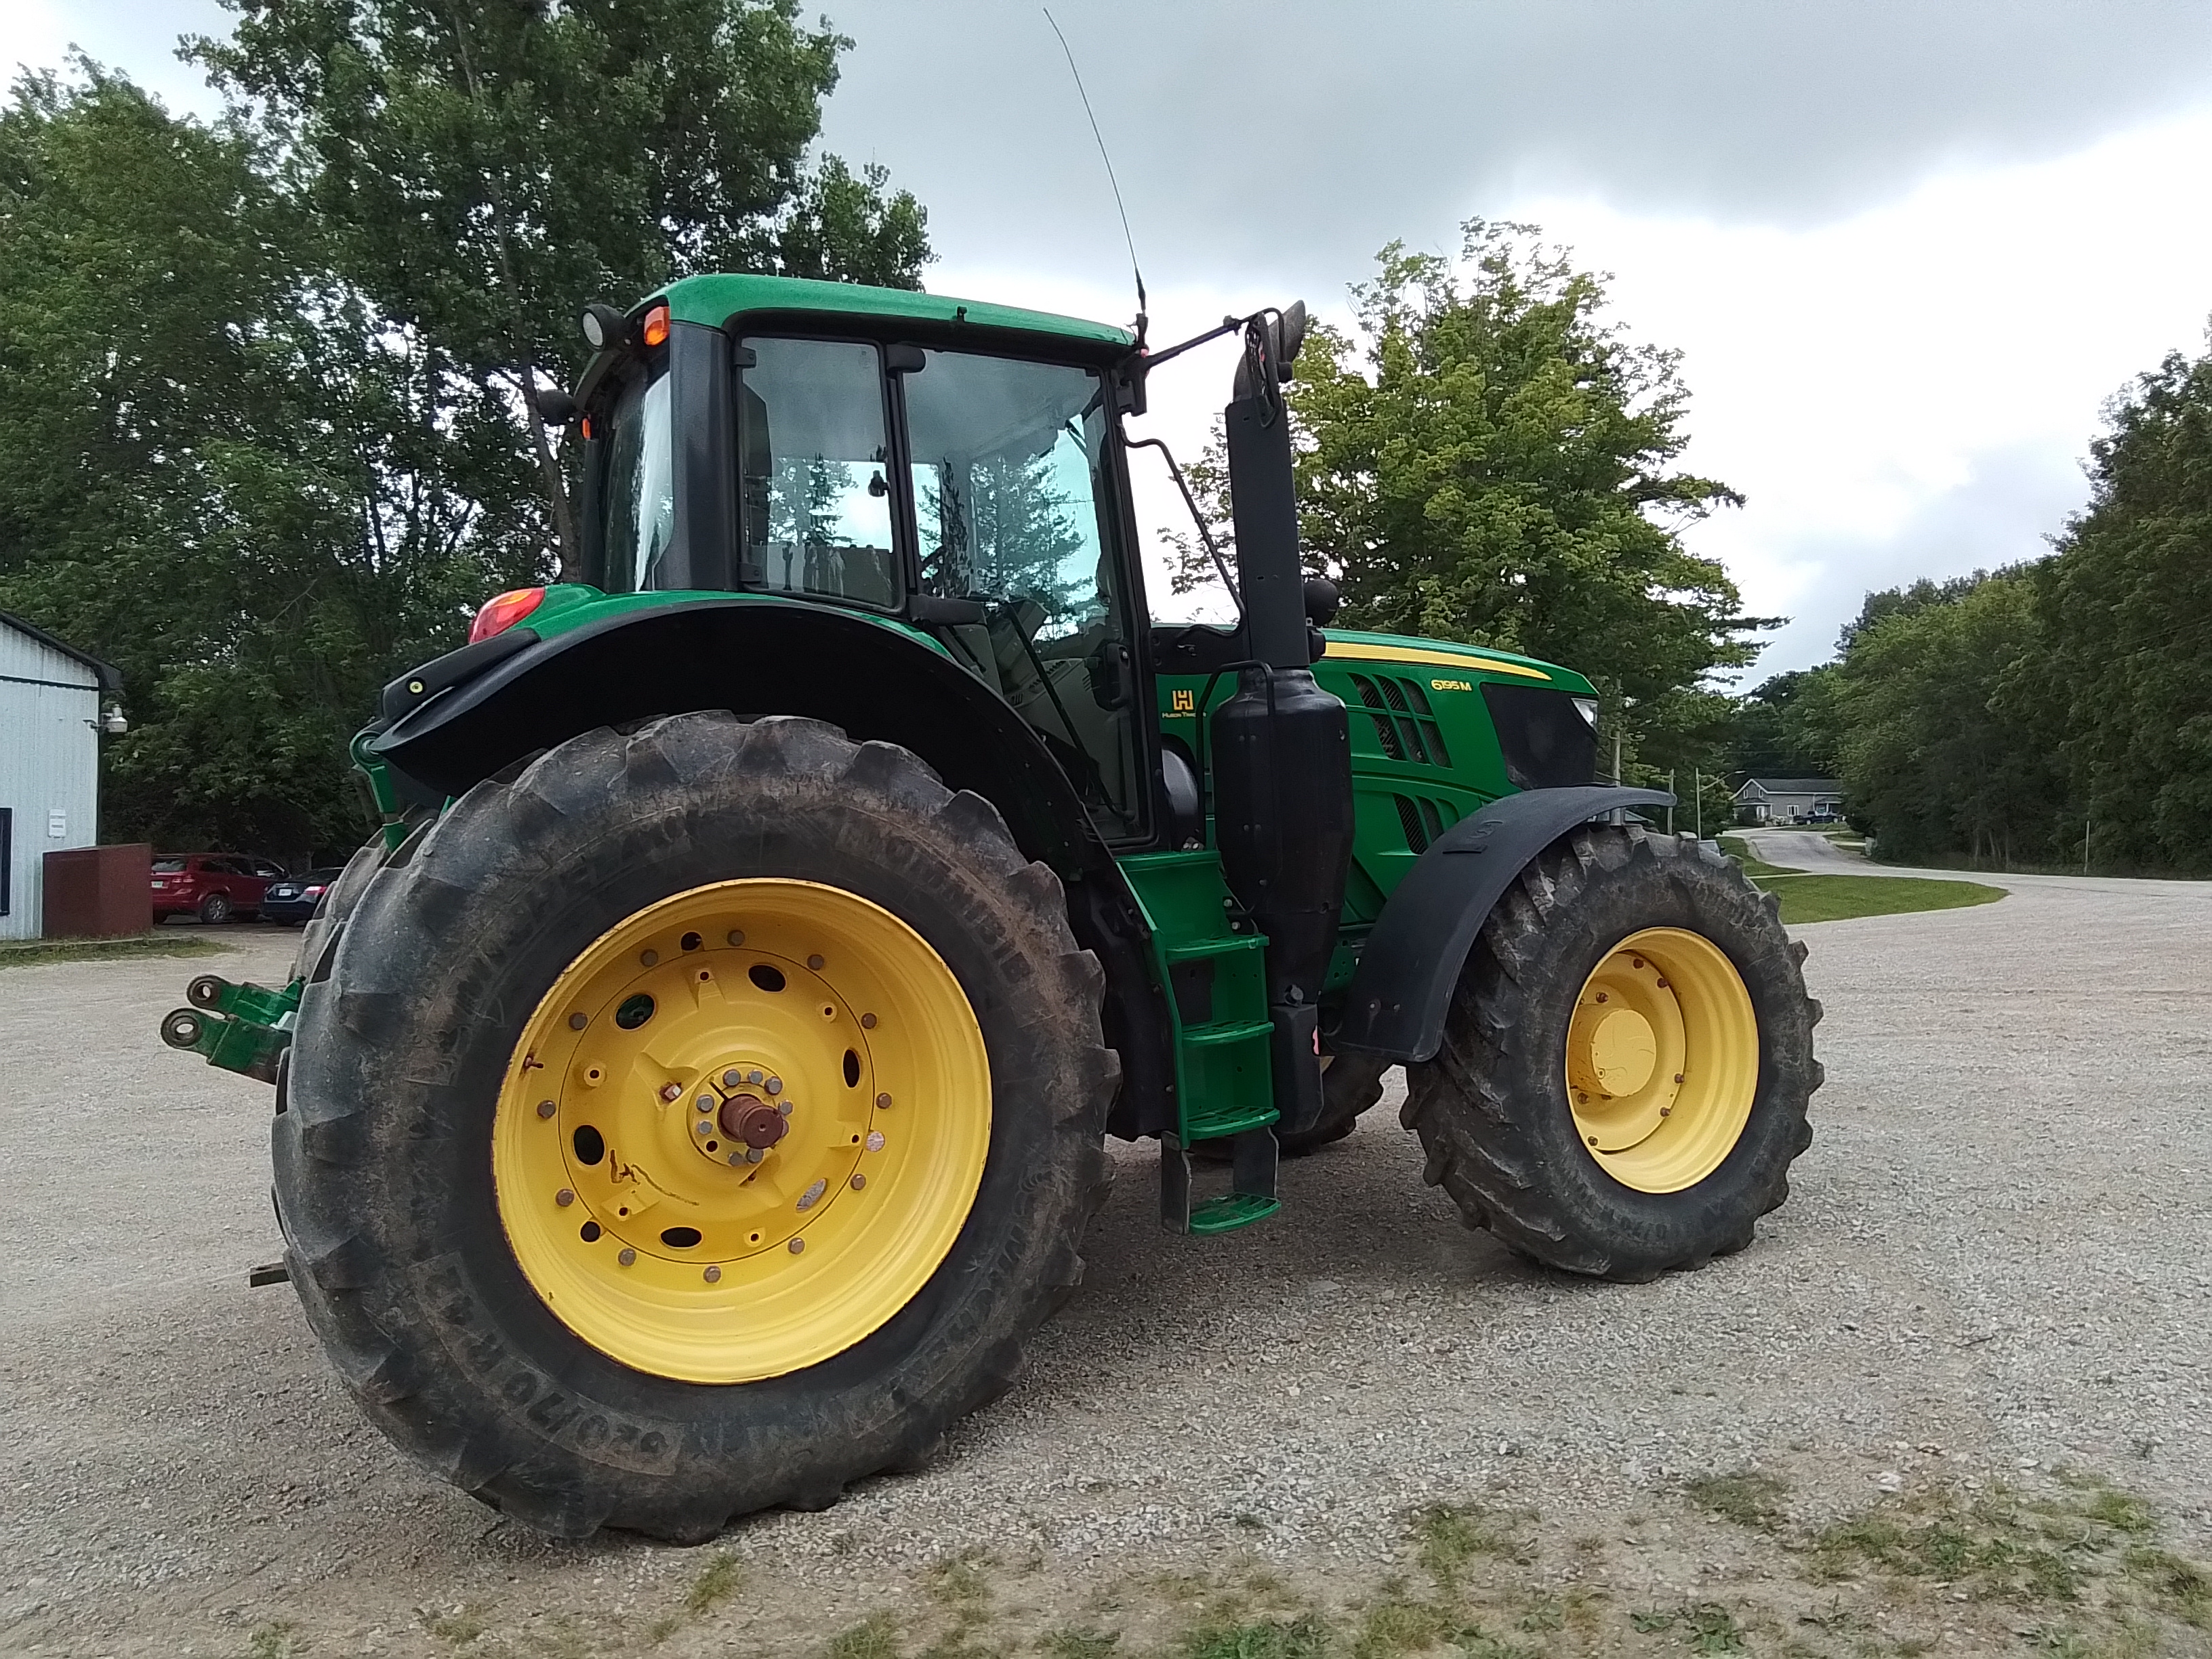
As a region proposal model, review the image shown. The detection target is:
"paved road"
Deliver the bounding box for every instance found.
[8,870,2212,1656]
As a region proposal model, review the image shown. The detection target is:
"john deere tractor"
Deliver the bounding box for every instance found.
[161,275,1819,1541]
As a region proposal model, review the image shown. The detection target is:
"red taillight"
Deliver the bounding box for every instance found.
[470,587,545,644]
[303,885,327,899]
[641,304,670,348]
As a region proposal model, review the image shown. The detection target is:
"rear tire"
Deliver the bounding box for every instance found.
[198,893,232,924]
[276,713,1115,1540]
[1278,1054,1390,1157]
[1404,824,1819,1282]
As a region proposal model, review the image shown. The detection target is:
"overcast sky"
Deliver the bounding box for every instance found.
[10,1,2212,678]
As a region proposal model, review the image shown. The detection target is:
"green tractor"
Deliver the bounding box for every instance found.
[161,275,1819,1541]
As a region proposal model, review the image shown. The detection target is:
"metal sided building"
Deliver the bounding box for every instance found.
[0,612,121,939]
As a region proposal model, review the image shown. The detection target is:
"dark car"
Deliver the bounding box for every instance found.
[150,853,287,923]
[260,866,346,926]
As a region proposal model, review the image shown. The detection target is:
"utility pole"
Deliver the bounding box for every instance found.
[1694,770,1703,841]
[1614,732,1622,787]
[2085,814,2092,876]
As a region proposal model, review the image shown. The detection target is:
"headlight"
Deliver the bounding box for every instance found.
[1571,697,1599,730]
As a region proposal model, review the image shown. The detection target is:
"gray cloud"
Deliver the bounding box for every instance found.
[818,0,2212,292]
[1734,438,2091,678]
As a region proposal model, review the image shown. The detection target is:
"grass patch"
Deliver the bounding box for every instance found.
[687,1549,741,1614]
[1629,1602,1746,1652]
[0,931,232,968]
[1717,835,1800,880]
[1682,1469,1790,1532]
[419,1601,488,1643]
[823,1614,903,1659]
[1179,1617,1329,1659]
[242,1624,304,1659]
[1753,872,2006,924]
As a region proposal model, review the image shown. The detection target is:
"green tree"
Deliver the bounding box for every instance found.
[194,0,930,577]
[0,68,518,857]
[2038,343,2212,872]
[1728,666,1844,781]
[1830,570,2068,866]
[1174,221,1769,773]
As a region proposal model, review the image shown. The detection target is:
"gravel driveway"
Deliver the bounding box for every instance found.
[7,865,2212,1656]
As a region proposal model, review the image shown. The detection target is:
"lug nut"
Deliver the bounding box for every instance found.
[619,1248,636,1267]
[748,1069,764,1084]
[777,1101,792,1117]
[729,1151,746,1166]
[659,1082,682,1103]
[703,1265,721,1283]
[866,1131,885,1151]
[788,1238,804,1254]
[556,1189,575,1206]
[861,1012,878,1029]
[722,1069,743,1088]
[696,1120,714,1136]
[850,1173,867,1191]
[640,949,658,967]
[569,1012,588,1030]
[536,1100,556,1119]
[747,1147,765,1164]
[726,930,745,947]
[765,1076,782,1095]
[876,1092,892,1109]
[806,954,825,971]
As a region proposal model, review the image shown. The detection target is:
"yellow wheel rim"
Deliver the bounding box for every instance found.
[1563,926,1758,1193]
[493,879,990,1383]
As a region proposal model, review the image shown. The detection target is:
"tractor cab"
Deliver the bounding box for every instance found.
[575,279,1156,845]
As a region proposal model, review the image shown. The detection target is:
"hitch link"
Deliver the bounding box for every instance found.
[159,973,303,1084]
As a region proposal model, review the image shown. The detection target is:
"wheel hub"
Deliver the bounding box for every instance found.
[718,1092,788,1150]
[1563,927,1759,1193]
[491,878,991,1383]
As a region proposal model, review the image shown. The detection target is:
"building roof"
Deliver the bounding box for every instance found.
[1736,777,1842,797]
[0,610,121,692]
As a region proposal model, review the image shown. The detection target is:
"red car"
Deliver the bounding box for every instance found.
[150,853,288,923]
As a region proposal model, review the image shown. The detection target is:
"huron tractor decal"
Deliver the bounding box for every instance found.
[162,276,1820,1542]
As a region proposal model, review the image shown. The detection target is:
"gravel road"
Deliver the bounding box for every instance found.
[8,865,2212,1656]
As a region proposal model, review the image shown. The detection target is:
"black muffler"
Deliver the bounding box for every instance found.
[1210,313,1355,1137]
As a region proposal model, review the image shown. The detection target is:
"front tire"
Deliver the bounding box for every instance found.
[1404,824,1819,1282]
[198,893,232,924]
[277,714,1115,1540]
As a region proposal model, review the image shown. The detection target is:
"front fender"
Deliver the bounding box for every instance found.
[1328,785,1675,1063]
[375,597,1095,876]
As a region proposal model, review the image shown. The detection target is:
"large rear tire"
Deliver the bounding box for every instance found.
[1404,824,1819,1282]
[276,714,1115,1540]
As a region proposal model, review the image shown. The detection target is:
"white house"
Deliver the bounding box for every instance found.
[0,612,121,940]
[1734,777,1844,825]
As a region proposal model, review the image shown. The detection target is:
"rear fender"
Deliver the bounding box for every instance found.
[1328,785,1675,1063]
[369,597,1176,1137]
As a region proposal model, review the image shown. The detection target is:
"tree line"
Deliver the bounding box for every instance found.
[0,1,926,862]
[1723,337,2212,875]
[12,10,1952,867]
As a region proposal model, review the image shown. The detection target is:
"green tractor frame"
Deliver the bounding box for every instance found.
[163,274,1820,1542]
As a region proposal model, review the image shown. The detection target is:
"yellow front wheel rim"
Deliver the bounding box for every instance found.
[493,879,991,1384]
[1564,926,1759,1193]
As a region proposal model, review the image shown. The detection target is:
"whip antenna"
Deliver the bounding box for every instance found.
[1043,7,1147,343]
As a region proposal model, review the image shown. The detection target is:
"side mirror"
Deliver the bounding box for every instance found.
[1303,574,1341,625]
[529,384,581,427]
[1270,301,1309,381]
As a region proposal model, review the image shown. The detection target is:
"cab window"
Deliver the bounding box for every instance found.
[905,350,1141,839]
[602,359,673,592]
[736,337,898,608]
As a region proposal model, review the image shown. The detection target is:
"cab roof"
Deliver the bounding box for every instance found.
[657,274,1135,350]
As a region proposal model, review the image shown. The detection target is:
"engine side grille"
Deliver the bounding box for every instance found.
[1351,674,1451,769]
